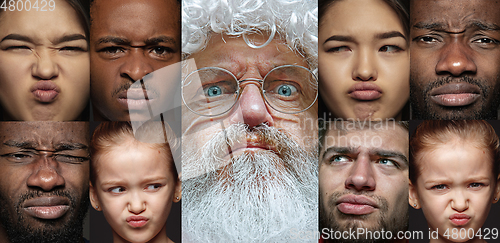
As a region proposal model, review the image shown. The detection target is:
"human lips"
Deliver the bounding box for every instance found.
[22,196,70,220]
[226,134,278,156]
[126,215,149,228]
[429,82,480,107]
[348,82,382,101]
[117,88,157,111]
[449,213,471,226]
[30,81,60,103]
[336,195,378,215]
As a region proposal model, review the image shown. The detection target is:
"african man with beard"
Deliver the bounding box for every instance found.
[0,122,90,243]
[409,0,500,120]
[181,0,319,242]
[319,121,409,243]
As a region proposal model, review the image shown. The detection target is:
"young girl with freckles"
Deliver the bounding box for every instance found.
[89,122,181,243]
[409,120,500,243]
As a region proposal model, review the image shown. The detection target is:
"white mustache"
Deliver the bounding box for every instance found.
[182,123,312,180]
[182,123,318,243]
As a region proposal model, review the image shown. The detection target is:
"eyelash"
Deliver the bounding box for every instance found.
[5,46,31,51]
[326,46,351,53]
[60,46,86,52]
[431,184,448,190]
[379,45,404,53]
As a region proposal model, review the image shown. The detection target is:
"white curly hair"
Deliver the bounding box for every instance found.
[182,0,318,72]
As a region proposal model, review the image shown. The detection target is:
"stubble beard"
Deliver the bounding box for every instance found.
[319,191,408,243]
[182,123,318,243]
[0,189,89,243]
[410,76,500,120]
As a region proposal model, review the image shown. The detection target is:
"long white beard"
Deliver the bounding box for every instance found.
[182,124,318,243]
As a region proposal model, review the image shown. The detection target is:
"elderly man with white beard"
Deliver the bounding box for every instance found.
[181,0,319,242]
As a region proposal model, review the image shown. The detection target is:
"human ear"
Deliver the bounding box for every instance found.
[409,180,420,209]
[493,174,500,204]
[89,181,102,211]
[173,176,182,203]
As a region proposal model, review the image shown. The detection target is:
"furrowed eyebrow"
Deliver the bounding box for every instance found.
[375,31,407,41]
[372,149,408,166]
[0,34,33,43]
[2,141,88,152]
[321,146,356,160]
[97,36,130,45]
[413,21,500,32]
[53,34,87,45]
[466,21,500,31]
[3,140,37,149]
[54,143,88,151]
[323,35,355,44]
[413,22,446,31]
[144,36,177,46]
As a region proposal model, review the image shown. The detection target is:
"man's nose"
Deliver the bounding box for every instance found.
[436,40,477,76]
[32,50,59,80]
[450,189,469,212]
[127,191,146,214]
[232,81,274,128]
[352,48,377,81]
[27,156,65,191]
[119,49,154,82]
[345,155,376,191]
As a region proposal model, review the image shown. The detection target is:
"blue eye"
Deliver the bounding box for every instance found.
[276,84,297,97]
[378,158,396,166]
[331,155,350,163]
[205,86,223,97]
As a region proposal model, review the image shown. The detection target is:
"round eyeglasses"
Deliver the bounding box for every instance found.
[182,65,318,117]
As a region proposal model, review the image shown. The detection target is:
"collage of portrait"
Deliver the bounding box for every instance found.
[0,0,499,243]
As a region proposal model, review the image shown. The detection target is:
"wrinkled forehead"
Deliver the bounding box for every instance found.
[0,122,89,150]
[322,123,408,154]
[410,0,500,26]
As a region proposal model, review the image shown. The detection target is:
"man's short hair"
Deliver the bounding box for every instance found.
[319,120,409,153]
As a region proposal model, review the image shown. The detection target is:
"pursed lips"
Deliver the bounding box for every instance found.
[225,135,278,156]
[126,215,149,228]
[336,194,378,215]
[22,196,70,220]
[429,82,480,107]
[117,88,159,111]
[30,80,61,103]
[348,82,383,101]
